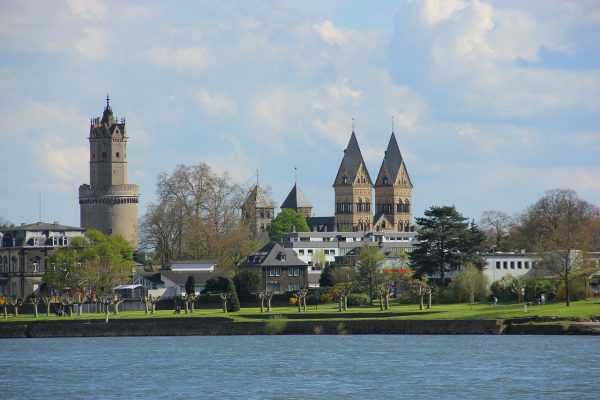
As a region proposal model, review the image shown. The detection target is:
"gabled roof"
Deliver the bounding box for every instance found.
[281,183,312,210]
[373,212,393,227]
[245,185,276,209]
[376,132,412,186]
[238,242,307,268]
[0,222,85,233]
[333,132,372,186]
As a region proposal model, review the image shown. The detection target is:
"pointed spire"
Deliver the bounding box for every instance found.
[101,94,115,125]
[334,130,372,186]
[281,183,312,209]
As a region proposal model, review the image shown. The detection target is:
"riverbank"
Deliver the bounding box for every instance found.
[1,317,599,337]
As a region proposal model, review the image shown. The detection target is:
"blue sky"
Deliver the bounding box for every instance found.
[1,0,599,228]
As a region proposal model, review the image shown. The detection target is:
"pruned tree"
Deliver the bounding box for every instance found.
[60,295,74,317]
[256,290,273,313]
[219,292,231,314]
[29,297,41,318]
[110,294,124,315]
[73,291,89,316]
[293,289,308,312]
[0,297,9,318]
[143,293,161,314]
[184,293,198,313]
[40,296,53,317]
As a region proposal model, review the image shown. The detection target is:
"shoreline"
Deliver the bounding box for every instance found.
[1,318,599,338]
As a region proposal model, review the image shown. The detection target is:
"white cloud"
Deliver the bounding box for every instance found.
[455,124,477,137]
[194,89,238,117]
[313,19,347,47]
[144,46,210,72]
[64,0,107,22]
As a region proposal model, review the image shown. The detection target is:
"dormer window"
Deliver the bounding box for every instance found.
[383,177,388,185]
[342,176,348,184]
[279,253,287,261]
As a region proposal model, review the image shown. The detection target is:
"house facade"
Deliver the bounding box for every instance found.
[0,222,86,297]
[133,261,222,298]
[237,242,308,292]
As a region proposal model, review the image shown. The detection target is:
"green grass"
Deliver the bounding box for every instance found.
[1,299,599,323]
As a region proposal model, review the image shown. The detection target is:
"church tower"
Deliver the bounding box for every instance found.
[333,132,373,231]
[241,184,276,234]
[374,131,413,232]
[79,96,139,246]
[281,183,312,219]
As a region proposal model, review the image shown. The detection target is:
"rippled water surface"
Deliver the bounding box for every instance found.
[1,335,599,399]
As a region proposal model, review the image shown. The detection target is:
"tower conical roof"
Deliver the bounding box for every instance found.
[377,131,412,186]
[246,185,275,208]
[333,131,372,186]
[281,183,312,209]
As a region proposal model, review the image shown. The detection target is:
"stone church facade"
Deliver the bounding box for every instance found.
[334,131,413,232]
[79,97,139,247]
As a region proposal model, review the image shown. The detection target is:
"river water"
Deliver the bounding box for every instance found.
[1,335,598,399]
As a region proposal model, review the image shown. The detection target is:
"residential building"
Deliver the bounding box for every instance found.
[133,261,223,298]
[0,222,85,297]
[237,242,308,292]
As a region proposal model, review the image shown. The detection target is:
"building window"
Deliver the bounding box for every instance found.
[524,261,530,269]
[52,237,59,246]
[269,267,281,277]
[307,250,313,255]
[61,237,68,246]
[116,152,120,158]
[495,261,501,270]
[503,261,508,269]
[288,267,300,277]
[510,261,515,269]
[33,262,39,273]
[267,282,281,292]
[298,250,304,255]
[288,283,300,291]
[517,261,522,269]
[102,152,107,159]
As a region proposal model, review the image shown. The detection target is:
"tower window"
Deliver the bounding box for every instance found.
[116,152,120,158]
[92,153,96,159]
[102,152,107,159]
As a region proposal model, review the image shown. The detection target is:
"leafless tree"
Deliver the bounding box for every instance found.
[480,210,513,251]
[219,292,231,313]
[30,297,41,318]
[518,189,599,306]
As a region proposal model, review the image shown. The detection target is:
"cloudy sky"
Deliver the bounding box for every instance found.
[1,0,599,229]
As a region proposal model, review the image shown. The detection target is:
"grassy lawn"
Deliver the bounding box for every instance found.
[1,299,599,323]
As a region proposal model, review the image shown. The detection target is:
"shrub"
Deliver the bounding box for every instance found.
[524,279,556,301]
[202,276,229,294]
[264,316,287,334]
[233,269,260,302]
[347,293,369,307]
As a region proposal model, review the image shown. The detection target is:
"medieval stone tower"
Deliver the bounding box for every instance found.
[333,132,373,231]
[79,96,139,247]
[374,132,413,232]
[241,184,276,233]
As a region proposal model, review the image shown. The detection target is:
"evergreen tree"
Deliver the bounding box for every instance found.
[319,264,335,287]
[410,205,477,287]
[233,269,260,302]
[225,278,240,312]
[185,276,195,295]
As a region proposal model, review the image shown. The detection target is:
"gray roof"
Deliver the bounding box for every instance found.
[238,242,307,268]
[333,132,372,186]
[141,270,224,286]
[377,132,412,186]
[281,184,312,209]
[245,185,276,208]
[0,221,85,233]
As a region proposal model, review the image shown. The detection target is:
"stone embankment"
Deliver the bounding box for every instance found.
[1,317,598,338]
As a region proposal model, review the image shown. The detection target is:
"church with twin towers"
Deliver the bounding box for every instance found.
[243,129,413,233]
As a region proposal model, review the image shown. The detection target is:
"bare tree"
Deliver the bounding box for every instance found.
[480,210,513,251]
[40,296,53,316]
[518,189,599,306]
